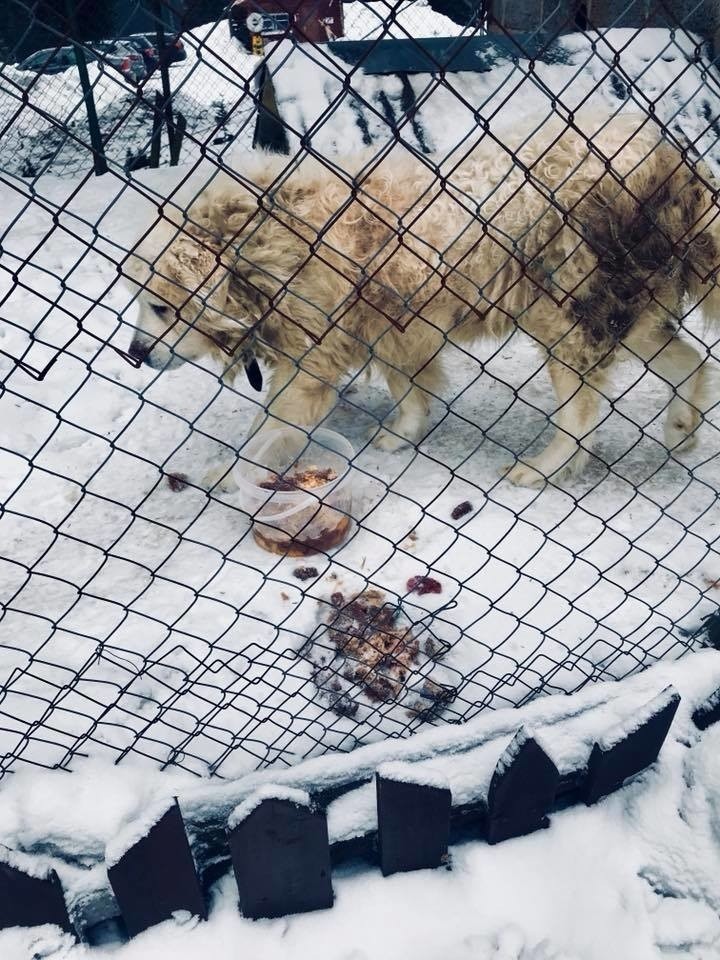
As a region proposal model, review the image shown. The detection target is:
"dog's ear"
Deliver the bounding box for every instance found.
[158,232,232,310]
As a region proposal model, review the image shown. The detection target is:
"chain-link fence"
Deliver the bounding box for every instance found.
[0,0,471,179]
[1,0,720,781]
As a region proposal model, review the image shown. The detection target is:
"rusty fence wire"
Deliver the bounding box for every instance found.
[1,0,720,781]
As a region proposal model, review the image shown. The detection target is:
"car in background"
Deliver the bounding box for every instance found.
[123,33,187,68]
[121,35,158,71]
[17,46,87,75]
[16,42,145,84]
[156,35,186,65]
[95,35,187,73]
[92,39,148,82]
[100,42,147,83]
[16,34,186,83]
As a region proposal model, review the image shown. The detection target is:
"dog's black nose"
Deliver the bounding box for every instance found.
[128,339,149,362]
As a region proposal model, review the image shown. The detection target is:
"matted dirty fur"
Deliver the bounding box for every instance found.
[125,112,720,487]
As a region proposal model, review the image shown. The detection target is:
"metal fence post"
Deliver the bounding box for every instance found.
[64,0,107,175]
[152,0,185,166]
[253,64,290,153]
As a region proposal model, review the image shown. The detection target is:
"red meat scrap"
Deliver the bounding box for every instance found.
[451,500,473,520]
[406,575,442,596]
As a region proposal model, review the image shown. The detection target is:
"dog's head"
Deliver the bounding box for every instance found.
[123,166,342,372]
[124,223,255,371]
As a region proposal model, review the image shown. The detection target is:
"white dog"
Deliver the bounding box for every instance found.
[125,113,720,487]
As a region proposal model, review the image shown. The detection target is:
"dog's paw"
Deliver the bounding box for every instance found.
[504,461,547,488]
[664,401,701,453]
[371,428,411,452]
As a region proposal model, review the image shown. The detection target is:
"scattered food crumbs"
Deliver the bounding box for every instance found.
[281,591,290,602]
[304,588,456,718]
[167,472,189,492]
[293,566,319,581]
[407,575,442,596]
[451,500,473,520]
[327,572,338,581]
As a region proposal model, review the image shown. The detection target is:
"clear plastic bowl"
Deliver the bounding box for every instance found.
[233,427,354,556]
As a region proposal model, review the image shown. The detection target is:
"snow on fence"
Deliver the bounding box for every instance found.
[3,0,720,817]
[0,656,719,942]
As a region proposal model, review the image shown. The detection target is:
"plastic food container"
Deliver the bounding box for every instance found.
[234,427,354,556]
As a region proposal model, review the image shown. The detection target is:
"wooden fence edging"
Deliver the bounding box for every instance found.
[0,677,692,936]
[227,786,333,920]
[105,799,205,938]
[376,762,452,876]
[486,727,560,844]
[0,845,73,934]
[692,685,720,730]
[585,686,680,805]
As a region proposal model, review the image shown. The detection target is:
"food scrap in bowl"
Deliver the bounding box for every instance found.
[253,465,350,557]
[260,466,337,492]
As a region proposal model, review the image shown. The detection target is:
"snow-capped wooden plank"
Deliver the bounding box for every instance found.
[692,685,720,730]
[486,727,560,843]
[106,800,206,938]
[584,686,680,805]
[228,787,333,919]
[376,762,452,876]
[0,846,72,933]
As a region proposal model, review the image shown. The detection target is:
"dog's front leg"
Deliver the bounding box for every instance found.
[203,364,339,495]
[250,361,339,439]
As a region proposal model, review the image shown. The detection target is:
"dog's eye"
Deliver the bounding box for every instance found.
[150,303,171,317]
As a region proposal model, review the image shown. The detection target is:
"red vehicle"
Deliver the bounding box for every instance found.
[95,35,187,77]
[106,43,146,83]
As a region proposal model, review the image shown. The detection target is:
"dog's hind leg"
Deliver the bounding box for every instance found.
[622,322,708,452]
[506,359,607,487]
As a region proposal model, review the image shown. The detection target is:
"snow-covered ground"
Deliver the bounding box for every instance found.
[2,21,720,780]
[2,13,720,960]
[2,653,720,959]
